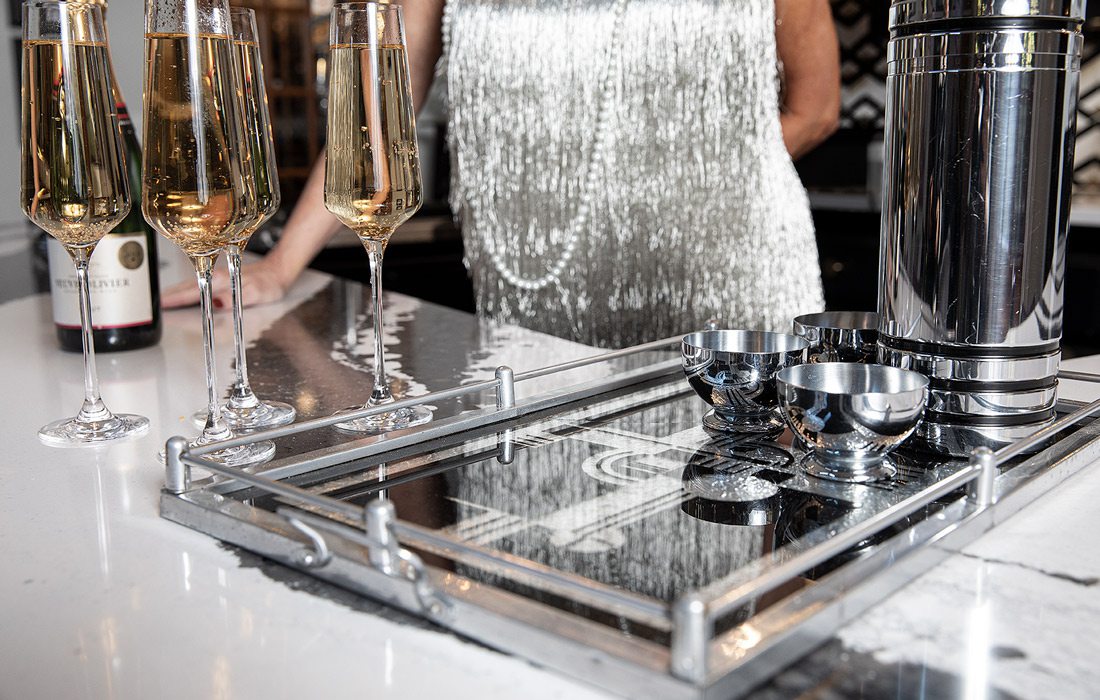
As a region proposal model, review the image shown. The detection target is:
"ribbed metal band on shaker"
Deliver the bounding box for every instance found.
[880,336,1061,359]
[926,383,1058,417]
[890,0,1085,31]
[924,407,1057,427]
[888,32,1083,74]
[877,342,1061,383]
[917,414,1059,455]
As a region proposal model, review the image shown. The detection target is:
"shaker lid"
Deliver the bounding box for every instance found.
[890,0,1085,30]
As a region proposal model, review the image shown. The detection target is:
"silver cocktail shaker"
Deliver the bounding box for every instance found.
[878,0,1084,456]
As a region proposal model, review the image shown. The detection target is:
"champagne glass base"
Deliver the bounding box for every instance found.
[199,439,277,468]
[190,401,297,432]
[158,436,275,470]
[39,413,149,448]
[333,404,433,434]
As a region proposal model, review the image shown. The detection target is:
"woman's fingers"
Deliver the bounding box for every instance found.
[162,262,291,311]
[161,267,234,310]
[160,278,202,309]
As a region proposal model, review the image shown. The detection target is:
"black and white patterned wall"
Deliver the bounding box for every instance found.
[1075,16,1100,192]
[832,0,889,133]
[829,0,1100,193]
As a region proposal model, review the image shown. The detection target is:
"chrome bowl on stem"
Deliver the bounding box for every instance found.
[777,362,929,483]
[793,311,879,363]
[682,330,808,438]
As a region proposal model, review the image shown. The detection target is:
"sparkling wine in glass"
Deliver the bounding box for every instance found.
[324,2,432,433]
[22,0,149,446]
[189,7,295,431]
[142,0,273,466]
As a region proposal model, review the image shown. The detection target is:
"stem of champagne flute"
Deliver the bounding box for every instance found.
[226,244,259,409]
[71,248,111,423]
[193,254,231,439]
[364,238,393,407]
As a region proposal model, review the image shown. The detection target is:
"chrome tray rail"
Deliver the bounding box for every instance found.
[159,339,1100,699]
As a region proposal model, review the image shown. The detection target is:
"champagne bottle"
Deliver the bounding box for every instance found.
[46,0,162,352]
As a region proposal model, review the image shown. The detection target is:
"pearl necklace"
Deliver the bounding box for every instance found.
[483,0,630,292]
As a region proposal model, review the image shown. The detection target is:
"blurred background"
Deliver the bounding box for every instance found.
[1,0,1098,355]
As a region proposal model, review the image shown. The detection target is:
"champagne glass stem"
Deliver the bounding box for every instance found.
[194,254,230,438]
[365,238,392,407]
[226,244,259,409]
[72,248,110,423]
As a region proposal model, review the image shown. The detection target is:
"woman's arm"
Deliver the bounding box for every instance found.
[404,0,446,111]
[775,0,840,160]
[162,0,447,309]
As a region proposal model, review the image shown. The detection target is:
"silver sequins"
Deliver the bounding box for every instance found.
[444,0,825,348]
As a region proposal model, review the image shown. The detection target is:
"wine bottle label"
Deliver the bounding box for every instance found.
[48,235,154,329]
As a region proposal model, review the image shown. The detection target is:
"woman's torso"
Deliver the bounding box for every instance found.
[444,0,824,347]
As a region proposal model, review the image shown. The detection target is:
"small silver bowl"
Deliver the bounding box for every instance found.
[777,362,929,483]
[682,330,808,437]
[793,311,880,364]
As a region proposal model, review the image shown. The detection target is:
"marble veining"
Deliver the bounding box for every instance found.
[835,468,1100,700]
[3,263,1100,699]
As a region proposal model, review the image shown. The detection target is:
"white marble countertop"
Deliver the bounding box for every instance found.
[2,250,1100,699]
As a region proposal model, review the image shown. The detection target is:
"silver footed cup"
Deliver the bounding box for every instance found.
[793,311,880,364]
[778,362,929,483]
[682,330,808,438]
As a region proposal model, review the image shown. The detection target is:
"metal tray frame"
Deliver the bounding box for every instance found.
[159,338,1100,699]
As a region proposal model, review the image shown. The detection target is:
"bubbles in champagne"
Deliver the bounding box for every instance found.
[230,38,280,246]
[324,44,422,242]
[21,40,130,250]
[141,33,252,257]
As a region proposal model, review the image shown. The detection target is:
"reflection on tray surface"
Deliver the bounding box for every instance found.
[264,389,966,610]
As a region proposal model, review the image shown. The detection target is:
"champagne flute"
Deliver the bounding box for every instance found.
[324,2,432,433]
[141,0,274,466]
[190,7,295,431]
[22,0,149,446]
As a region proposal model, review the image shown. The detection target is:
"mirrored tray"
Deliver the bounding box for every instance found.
[159,339,1100,699]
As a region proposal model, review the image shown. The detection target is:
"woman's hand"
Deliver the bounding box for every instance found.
[161,257,291,311]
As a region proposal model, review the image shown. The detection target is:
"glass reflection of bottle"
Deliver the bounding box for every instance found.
[46,0,162,353]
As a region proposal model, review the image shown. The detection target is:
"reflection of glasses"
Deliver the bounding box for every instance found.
[23,0,149,446]
[323,2,432,434]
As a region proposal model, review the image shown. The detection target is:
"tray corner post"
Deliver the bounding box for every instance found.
[495,366,516,409]
[670,594,711,684]
[967,446,998,507]
[364,499,451,619]
[496,366,517,464]
[164,436,190,494]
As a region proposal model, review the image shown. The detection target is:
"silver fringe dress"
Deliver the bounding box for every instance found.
[444,0,825,348]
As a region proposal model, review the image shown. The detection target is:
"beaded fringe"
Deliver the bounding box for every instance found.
[444,0,825,348]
